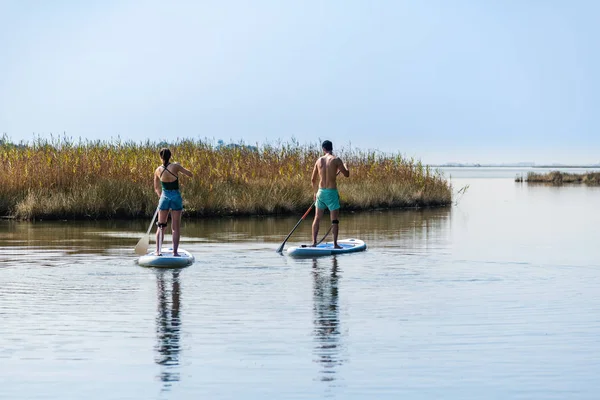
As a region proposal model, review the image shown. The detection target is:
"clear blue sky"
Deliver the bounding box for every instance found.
[1,0,598,164]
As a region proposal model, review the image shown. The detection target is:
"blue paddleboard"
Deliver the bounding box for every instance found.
[137,248,195,268]
[287,238,367,258]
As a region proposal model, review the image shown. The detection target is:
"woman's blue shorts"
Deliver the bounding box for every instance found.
[158,190,183,211]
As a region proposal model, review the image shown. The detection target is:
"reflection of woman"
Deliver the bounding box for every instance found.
[154,148,193,256]
[155,270,182,387]
[312,256,342,382]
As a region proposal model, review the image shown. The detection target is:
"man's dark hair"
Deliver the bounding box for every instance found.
[322,140,333,152]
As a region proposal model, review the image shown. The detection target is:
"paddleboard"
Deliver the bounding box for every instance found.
[138,248,195,268]
[287,238,367,258]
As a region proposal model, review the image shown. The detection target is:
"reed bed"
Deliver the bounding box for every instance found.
[1,137,452,220]
[519,171,600,185]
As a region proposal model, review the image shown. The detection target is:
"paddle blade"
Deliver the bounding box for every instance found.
[275,242,285,254]
[134,235,150,256]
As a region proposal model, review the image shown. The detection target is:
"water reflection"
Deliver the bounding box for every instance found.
[155,269,182,390]
[0,208,452,254]
[312,256,342,383]
[181,208,451,243]
[0,219,149,254]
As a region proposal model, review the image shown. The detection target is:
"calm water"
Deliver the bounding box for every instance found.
[1,168,600,399]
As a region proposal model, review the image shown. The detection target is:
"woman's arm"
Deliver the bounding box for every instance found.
[174,162,193,177]
[153,171,162,197]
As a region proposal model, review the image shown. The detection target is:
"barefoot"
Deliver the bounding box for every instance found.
[333,244,342,249]
[173,253,180,257]
[311,243,318,247]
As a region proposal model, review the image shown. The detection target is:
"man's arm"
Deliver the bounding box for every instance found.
[311,162,319,198]
[337,158,350,177]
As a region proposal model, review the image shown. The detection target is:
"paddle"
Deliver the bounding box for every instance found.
[134,207,159,256]
[275,203,314,253]
[316,224,333,246]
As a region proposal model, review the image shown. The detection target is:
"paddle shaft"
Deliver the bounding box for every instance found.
[316,224,333,246]
[147,207,159,236]
[276,203,314,253]
[135,206,160,255]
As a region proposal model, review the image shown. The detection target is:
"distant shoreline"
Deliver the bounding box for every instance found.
[515,171,600,185]
[435,165,600,169]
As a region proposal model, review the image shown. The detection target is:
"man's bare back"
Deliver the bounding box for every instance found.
[312,154,349,192]
[315,154,343,189]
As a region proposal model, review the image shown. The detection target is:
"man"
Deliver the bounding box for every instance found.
[311,140,350,248]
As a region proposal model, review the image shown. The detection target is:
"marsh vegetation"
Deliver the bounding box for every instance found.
[1,137,452,220]
[516,171,600,185]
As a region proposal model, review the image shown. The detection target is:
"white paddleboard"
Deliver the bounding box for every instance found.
[138,248,195,268]
[287,238,367,258]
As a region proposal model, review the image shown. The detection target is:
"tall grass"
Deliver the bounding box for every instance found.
[522,171,600,185]
[1,136,451,220]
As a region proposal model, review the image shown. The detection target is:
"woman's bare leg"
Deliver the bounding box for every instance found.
[171,210,182,256]
[155,210,169,255]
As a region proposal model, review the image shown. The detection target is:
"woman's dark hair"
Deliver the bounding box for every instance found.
[159,148,172,167]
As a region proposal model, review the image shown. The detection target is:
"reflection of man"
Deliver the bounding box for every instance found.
[155,270,181,387]
[311,140,350,248]
[312,256,341,381]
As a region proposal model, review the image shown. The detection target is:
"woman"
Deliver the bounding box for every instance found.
[154,148,193,256]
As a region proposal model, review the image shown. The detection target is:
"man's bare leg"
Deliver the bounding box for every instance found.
[331,209,342,249]
[312,208,325,246]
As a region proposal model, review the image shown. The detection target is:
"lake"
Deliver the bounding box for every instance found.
[1,167,600,399]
